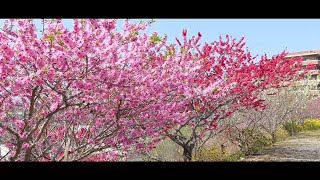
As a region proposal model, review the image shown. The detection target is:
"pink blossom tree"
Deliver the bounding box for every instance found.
[0,19,201,161]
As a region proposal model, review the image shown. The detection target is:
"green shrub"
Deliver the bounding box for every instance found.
[283,119,320,133]
[194,146,225,161]
[304,118,320,130]
[283,121,303,135]
[230,128,273,155]
[275,126,289,141]
[248,132,272,155]
[227,151,245,161]
[193,146,244,161]
[143,138,183,161]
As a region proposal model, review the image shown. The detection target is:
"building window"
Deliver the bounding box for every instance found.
[311,74,317,80]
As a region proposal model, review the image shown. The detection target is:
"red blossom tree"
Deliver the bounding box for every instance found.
[157,30,305,161]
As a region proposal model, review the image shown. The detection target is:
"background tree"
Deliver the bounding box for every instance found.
[225,80,314,156]
[259,82,314,139]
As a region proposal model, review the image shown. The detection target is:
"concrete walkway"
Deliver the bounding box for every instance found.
[243,130,320,161]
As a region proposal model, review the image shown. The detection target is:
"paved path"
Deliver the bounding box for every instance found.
[243,130,320,161]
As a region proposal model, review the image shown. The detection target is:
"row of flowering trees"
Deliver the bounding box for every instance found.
[0,19,305,161]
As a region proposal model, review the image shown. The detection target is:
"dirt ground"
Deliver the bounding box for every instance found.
[242,130,320,161]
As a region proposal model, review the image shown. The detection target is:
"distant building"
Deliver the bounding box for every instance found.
[285,49,320,93]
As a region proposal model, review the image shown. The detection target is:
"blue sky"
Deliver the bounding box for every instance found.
[131,19,320,57]
[154,19,320,56]
[2,19,320,57]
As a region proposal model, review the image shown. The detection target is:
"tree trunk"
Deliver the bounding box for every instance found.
[183,146,193,162]
[10,140,22,161]
[25,147,32,161]
[271,132,276,144]
[221,144,226,155]
[64,136,71,161]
